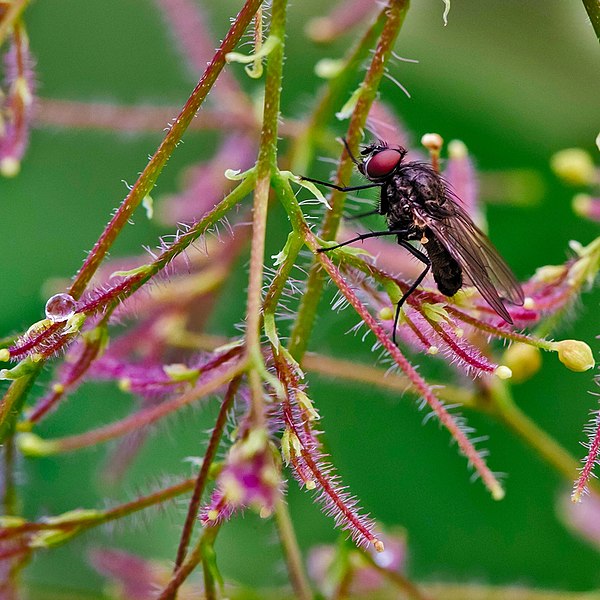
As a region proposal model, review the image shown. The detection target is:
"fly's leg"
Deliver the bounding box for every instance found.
[393,241,431,346]
[339,137,360,165]
[316,231,431,348]
[300,176,381,193]
[316,229,407,253]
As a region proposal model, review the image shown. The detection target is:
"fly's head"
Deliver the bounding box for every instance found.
[358,142,407,183]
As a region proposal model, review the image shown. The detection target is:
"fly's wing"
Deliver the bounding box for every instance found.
[422,199,524,323]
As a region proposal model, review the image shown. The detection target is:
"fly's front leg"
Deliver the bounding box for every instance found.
[300,176,381,193]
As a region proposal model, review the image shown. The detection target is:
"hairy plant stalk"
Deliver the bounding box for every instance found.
[314,244,504,499]
[172,378,241,572]
[289,6,388,172]
[244,0,287,429]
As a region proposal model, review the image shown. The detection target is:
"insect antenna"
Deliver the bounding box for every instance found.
[338,137,361,167]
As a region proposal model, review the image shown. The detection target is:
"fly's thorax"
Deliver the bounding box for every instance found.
[382,174,426,237]
[381,175,412,215]
[385,194,414,230]
[396,163,448,211]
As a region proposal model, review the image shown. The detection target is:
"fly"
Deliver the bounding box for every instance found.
[302,139,525,345]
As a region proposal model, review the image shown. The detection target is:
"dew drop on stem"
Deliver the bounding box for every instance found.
[45,293,78,322]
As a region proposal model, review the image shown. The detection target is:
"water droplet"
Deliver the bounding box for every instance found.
[45,293,78,322]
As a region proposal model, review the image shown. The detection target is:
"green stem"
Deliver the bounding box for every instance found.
[245,0,287,422]
[582,0,600,41]
[2,436,18,515]
[263,231,304,316]
[490,383,600,495]
[274,498,312,600]
[0,364,41,443]
[201,525,222,600]
[157,525,220,600]
[288,9,388,173]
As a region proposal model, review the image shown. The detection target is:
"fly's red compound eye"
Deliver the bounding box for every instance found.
[364,148,402,179]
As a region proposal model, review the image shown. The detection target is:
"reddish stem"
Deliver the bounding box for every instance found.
[173,377,240,571]
[67,0,263,299]
[310,232,504,500]
[51,357,242,453]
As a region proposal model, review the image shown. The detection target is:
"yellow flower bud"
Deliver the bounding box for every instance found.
[448,139,468,159]
[572,193,592,218]
[553,340,595,372]
[494,366,513,380]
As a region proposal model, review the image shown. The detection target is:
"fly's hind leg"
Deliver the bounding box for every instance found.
[316,229,405,253]
[392,241,431,346]
[317,232,430,348]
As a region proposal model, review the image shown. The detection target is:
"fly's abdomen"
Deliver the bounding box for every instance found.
[423,235,462,297]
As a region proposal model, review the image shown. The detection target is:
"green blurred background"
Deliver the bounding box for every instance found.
[2,0,600,596]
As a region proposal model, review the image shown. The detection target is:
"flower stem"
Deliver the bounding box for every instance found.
[201,525,221,600]
[43,358,244,453]
[489,382,600,495]
[312,233,504,499]
[1,436,17,515]
[289,8,388,172]
[158,525,221,600]
[0,364,41,443]
[245,0,287,423]
[303,353,475,406]
[78,173,256,318]
[0,476,197,544]
[0,0,29,45]
[274,499,313,600]
[172,378,240,572]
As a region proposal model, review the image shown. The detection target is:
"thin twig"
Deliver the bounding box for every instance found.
[172,378,241,571]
